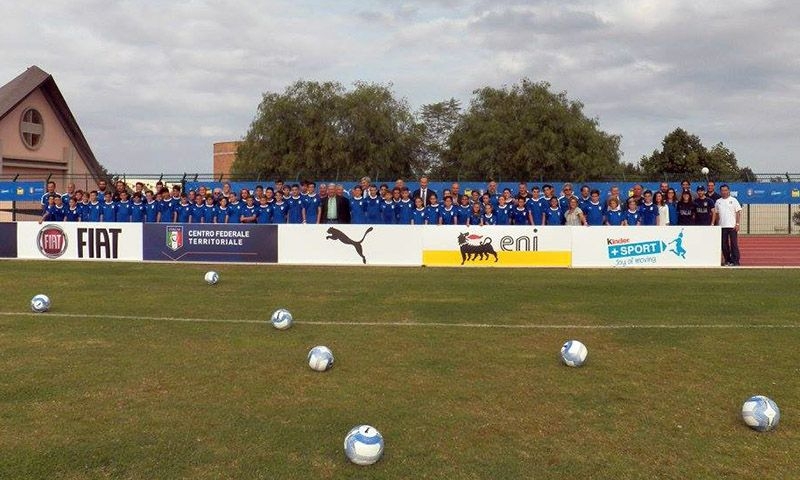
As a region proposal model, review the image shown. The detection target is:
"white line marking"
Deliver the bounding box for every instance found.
[1,312,799,329]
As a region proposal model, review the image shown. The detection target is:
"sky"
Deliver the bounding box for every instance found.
[1,0,798,175]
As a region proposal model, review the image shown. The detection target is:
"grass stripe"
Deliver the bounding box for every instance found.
[2,311,799,329]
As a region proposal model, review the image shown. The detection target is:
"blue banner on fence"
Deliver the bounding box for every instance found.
[184,181,800,205]
[143,224,278,263]
[0,182,45,201]
[0,222,17,258]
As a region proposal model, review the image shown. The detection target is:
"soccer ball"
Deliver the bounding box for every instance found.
[741,395,780,431]
[560,340,588,367]
[701,167,710,175]
[270,308,293,330]
[204,271,219,285]
[30,294,51,313]
[307,345,334,372]
[344,425,384,465]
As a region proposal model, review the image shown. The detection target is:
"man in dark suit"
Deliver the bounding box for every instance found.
[412,176,437,207]
[319,183,351,223]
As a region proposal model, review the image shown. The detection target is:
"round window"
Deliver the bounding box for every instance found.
[20,108,44,150]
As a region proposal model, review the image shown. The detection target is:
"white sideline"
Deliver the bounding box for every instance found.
[1,311,799,329]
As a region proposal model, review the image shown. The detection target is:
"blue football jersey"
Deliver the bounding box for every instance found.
[545,207,563,225]
[511,207,529,225]
[271,202,288,223]
[144,201,159,222]
[101,201,117,222]
[175,202,192,223]
[349,197,367,224]
[303,194,320,224]
[286,196,303,223]
[623,209,641,226]
[606,208,624,226]
[439,206,456,225]
[639,203,659,226]
[583,201,605,226]
[411,208,426,225]
[116,200,133,222]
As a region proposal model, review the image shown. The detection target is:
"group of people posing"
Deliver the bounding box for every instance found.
[38,177,737,228]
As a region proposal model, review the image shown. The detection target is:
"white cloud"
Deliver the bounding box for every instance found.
[0,0,797,174]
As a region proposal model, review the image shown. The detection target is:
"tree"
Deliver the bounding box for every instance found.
[441,79,623,181]
[639,128,744,181]
[419,99,461,176]
[233,81,424,181]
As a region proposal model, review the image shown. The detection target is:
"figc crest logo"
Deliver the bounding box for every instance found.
[166,226,184,251]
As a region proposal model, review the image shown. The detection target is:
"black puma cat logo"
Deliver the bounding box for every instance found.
[326,227,374,264]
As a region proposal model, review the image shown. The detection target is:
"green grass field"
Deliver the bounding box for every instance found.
[1,261,799,479]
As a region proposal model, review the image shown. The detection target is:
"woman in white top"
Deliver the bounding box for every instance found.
[564,197,587,226]
[654,191,670,226]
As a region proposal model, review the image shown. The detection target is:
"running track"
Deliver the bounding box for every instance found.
[740,235,800,266]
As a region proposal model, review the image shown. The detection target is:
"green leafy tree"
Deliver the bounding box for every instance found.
[639,128,744,181]
[441,79,623,181]
[233,81,423,181]
[419,99,461,176]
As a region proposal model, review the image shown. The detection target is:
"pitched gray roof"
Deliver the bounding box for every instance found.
[0,65,105,179]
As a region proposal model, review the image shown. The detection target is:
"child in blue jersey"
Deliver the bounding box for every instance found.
[256,196,272,223]
[425,194,441,225]
[364,185,381,224]
[215,197,229,223]
[495,196,511,225]
[623,198,642,226]
[396,188,414,224]
[85,191,102,222]
[583,190,605,226]
[511,197,531,225]
[380,191,396,224]
[482,205,497,225]
[116,191,133,222]
[639,190,659,225]
[78,196,90,221]
[227,193,243,224]
[605,198,624,225]
[202,196,216,223]
[526,187,546,225]
[286,185,304,224]
[410,197,426,225]
[303,182,320,224]
[391,188,402,222]
[39,195,65,223]
[175,194,193,223]
[348,186,366,224]
[190,196,205,223]
[467,202,483,226]
[455,195,471,225]
[101,192,117,222]
[545,197,564,225]
[130,193,146,222]
[158,189,174,222]
[64,197,81,222]
[439,196,457,225]
[240,196,258,223]
[271,191,288,223]
[144,191,159,222]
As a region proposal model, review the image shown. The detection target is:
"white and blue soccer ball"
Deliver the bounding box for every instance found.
[270,308,293,330]
[307,345,334,372]
[204,271,219,285]
[344,425,384,465]
[742,395,780,432]
[30,294,50,313]
[560,340,588,367]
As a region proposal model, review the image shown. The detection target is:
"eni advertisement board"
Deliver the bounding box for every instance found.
[421,226,572,267]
